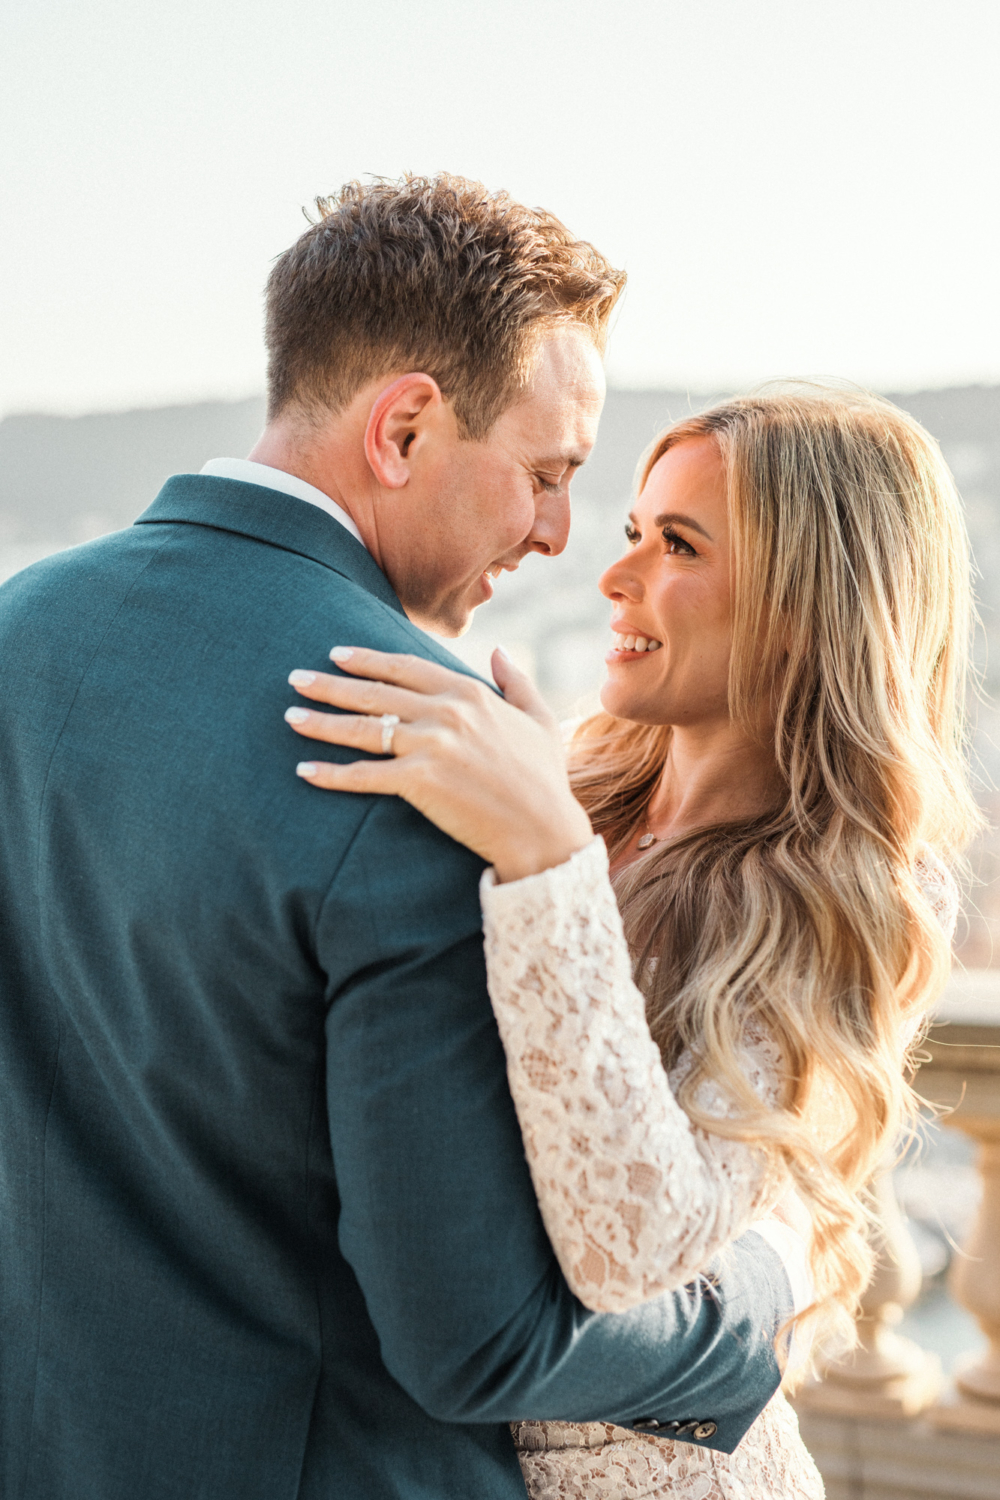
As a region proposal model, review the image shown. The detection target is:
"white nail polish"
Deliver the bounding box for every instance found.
[495,646,512,662]
[289,670,316,687]
[296,762,318,777]
[285,707,310,724]
[330,647,354,662]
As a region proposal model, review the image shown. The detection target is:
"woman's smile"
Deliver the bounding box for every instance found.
[606,623,663,661]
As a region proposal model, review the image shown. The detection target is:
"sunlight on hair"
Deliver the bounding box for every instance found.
[569,383,981,1374]
[265,173,625,437]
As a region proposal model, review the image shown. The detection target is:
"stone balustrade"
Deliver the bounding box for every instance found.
[794,969,1000,1499]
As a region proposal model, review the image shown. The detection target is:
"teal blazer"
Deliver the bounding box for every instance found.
[0,475,791,1499]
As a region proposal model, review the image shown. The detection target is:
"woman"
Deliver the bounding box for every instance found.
[283,388,977,1498]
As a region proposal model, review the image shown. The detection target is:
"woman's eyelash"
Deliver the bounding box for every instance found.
[624,521,696,555]
[662,526,696,555]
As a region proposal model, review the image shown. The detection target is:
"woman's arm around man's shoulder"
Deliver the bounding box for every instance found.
[317,792,796,1453]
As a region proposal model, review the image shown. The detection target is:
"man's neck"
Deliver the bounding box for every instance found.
[249,415,380,563]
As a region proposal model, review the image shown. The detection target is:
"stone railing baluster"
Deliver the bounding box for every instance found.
[795,1165,941,1418]
[921,974,1000,1434]
[793,971,1000,1497]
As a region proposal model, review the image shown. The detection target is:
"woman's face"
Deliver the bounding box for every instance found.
[599,436,734,728]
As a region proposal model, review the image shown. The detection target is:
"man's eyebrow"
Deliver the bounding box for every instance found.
[653,511,713,541]
[539,452,588,471]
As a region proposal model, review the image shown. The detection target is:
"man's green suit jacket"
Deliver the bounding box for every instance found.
[0,475,791,1499]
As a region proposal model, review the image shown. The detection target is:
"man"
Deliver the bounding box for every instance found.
[0,175,799,1499]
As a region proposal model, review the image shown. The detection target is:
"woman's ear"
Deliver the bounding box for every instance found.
[364,373,443,490]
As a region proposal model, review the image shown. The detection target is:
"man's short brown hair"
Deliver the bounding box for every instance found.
[264,173,625,438]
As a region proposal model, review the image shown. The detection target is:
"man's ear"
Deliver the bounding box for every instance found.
[364,373,443,490]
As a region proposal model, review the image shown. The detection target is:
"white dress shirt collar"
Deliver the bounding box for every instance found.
[199,457,366,549]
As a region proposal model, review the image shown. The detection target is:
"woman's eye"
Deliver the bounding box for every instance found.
[624,522,640,544]
[663,527,696,556]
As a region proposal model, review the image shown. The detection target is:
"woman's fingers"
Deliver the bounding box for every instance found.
[295,757,405,793]
[327,645,469,696]
[285,644,594,880]
[285,705,406,755]
[288,669,426,722]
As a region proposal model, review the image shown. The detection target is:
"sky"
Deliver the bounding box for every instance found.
[3,0,999,417]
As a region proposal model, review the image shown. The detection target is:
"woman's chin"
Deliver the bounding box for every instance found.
[599,680,642,721]
[599,679,670,726]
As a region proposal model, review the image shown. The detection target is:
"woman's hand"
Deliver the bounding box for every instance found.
[285,646,594,883]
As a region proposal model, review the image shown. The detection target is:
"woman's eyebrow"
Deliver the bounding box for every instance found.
[654,511,713,541]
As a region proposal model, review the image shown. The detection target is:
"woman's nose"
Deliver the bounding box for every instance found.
[599,555,643,601]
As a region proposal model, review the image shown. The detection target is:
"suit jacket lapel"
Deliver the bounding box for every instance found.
[135,474,406,616]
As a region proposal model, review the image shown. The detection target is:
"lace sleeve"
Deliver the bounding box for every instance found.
[914,843,960,939]
[480,838,786,1315]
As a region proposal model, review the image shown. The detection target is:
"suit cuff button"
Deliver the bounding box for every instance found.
[692,1422,717,1440]
[631,1418,661,1431]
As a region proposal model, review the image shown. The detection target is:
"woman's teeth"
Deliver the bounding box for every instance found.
[613,634,662,653]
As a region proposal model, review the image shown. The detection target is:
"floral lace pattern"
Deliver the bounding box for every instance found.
[481,838,958,1500]
[513,1392,822,1499]
[913,845,960,940]
[481,841,787,1314]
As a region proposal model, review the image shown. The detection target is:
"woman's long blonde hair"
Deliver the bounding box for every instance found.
[569,385,980,1359]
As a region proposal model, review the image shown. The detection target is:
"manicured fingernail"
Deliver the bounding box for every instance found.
[296,762,318,778]
[495,646,512,662]
[289,670,316,687]
[330,647,354,662]
[285,707,310,724]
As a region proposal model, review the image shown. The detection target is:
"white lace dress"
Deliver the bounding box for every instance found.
[480,838,957,1500]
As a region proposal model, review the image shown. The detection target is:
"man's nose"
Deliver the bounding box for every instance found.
[526,489,571,558]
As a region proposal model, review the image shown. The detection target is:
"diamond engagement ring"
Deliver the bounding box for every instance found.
[380,713,401,755]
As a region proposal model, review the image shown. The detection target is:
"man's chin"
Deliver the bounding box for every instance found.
[393,549,513,637]
[400,579,492,638]
[402,597,478,639]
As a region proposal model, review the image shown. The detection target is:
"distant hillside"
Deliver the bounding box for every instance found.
[0,398,268,546]
[2,383,998,546]
[0,389,679,543]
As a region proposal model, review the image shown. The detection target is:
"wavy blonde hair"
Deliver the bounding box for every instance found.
[569,386,980,1361]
